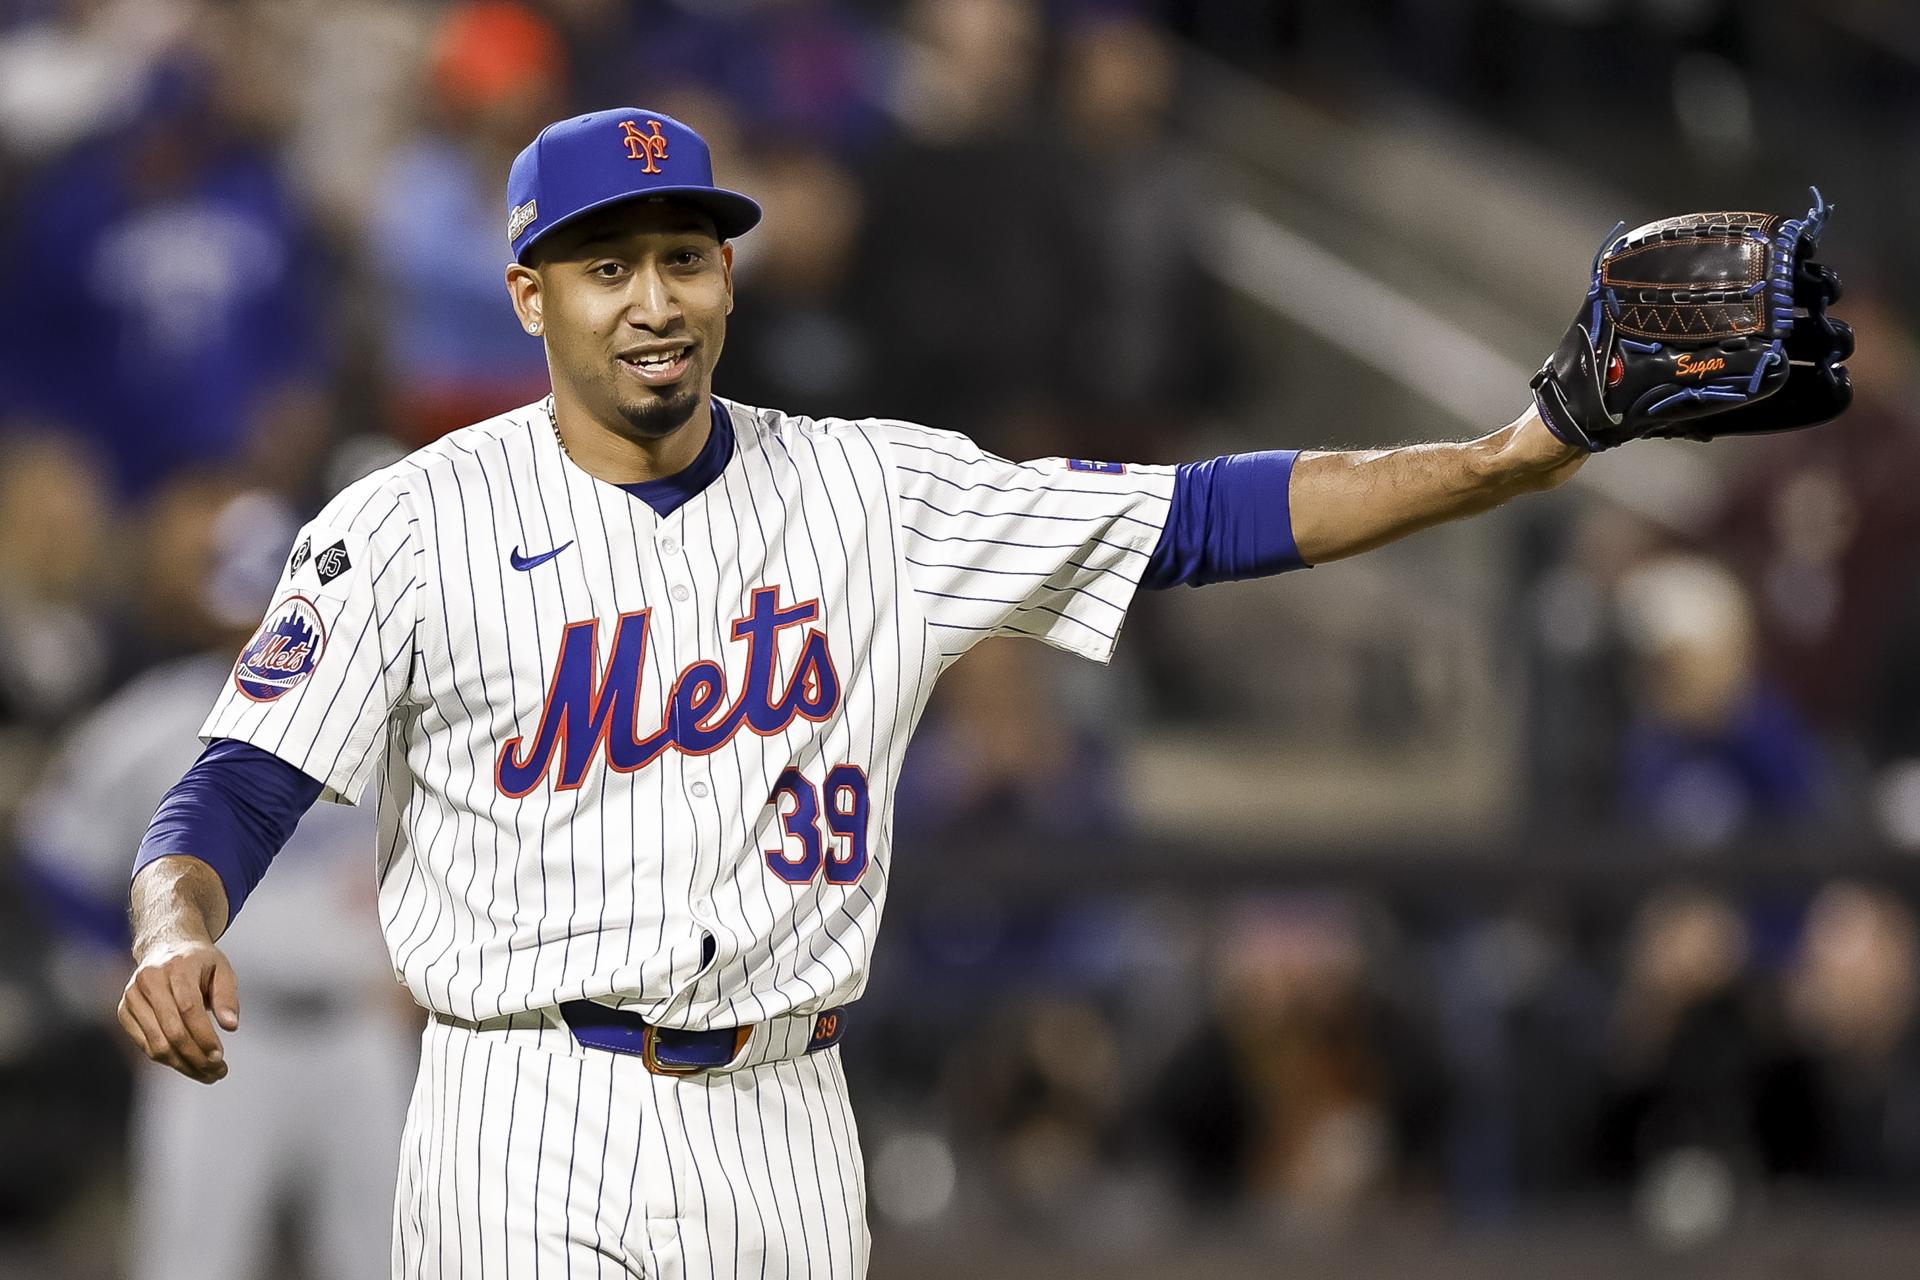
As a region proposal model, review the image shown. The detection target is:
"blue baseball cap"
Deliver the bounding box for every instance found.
[506,107,762,264]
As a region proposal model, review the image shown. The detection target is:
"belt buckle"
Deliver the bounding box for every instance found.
[640,1023,752,1076]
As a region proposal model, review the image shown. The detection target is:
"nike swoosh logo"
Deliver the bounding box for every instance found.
[510,542,573,572]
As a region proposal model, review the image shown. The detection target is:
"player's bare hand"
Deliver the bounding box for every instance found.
[118,940,240,1084]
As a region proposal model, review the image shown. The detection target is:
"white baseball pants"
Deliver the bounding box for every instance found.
[392,1012,870,1279]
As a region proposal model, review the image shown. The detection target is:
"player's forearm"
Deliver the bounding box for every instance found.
[129,739,325,941]
[1289,405,1584,565]
[129,855,230,954]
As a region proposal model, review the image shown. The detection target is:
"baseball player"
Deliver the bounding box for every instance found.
[24,484,413,1280]
[116,107,1851,1278]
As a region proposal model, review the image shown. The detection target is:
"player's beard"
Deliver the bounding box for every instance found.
[612,377,704,440]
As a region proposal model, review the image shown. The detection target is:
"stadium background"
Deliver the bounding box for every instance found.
[3,0,1920,1275]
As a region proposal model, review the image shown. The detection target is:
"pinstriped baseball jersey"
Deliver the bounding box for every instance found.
[201,397,1175,1029]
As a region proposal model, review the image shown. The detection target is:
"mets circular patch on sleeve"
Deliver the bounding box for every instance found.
[234,595,328,702]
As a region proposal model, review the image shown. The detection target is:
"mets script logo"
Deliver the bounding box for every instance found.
[496,586,839,796]
[619,119,670,173]
[234,596,327,702]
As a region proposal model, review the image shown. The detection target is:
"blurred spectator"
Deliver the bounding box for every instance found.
[860,0,1081,427]
[0,436,134,1235]
[1426,904,1612,1214]
[1688,298,1920,850]
[962,996,1129,1226]
[895,638,1123,841]
[124,468,257,663]
[546,0,890,153]
[268,0,428,240]
[1712,293,1920,740]
[0,54,332,496]
[0,0,191,164]
[0,428,117,743]
[1598,885,1806,1245]
[1053,12,1240,423]
[16,477,413,1280]
[1614,554,1826,849]
[1145,897,1442,1226]
[1781,881,1920,1186]
[714,138,881,416]
[369,0,561,444]
[1524,502,1667,826]
[0,852,131,1250]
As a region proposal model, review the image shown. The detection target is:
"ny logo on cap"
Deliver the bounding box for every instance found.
[619,119,669,173]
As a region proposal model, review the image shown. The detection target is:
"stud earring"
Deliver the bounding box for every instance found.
[528,321,541,334]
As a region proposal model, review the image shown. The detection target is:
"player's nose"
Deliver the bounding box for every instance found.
[622,264,684,332]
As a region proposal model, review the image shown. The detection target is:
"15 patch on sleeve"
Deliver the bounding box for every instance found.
[234,596,328,702]
[1067,459,1127,475]
[314,540,351,585]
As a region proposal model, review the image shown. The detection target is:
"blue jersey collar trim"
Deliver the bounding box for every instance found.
[616,398,735,518]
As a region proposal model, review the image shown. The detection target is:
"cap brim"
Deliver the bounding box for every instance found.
[515,187,762,263]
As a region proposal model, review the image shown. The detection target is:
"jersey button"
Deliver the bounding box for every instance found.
[661,536,679,555]
[671,585,690,602]
[690,781,710,798]
[694,897,714,917]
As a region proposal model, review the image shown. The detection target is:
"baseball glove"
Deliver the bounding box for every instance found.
[1530,189,1852,452]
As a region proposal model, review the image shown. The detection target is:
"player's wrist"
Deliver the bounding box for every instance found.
[1491,405,1586,492]
[130,925,217,968]
[129,855,229,952]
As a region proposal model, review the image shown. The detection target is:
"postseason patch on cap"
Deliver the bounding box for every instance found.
[234,596,327,702]
[508,198,538,242]
[1067,459,1127,475]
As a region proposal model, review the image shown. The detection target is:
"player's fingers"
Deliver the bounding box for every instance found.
[150,1000,212,1077]
[206,958,241,1032]
[162,965,227,1074]
[116,989,162,1059]
[121,985,190,1074]
[142,969,217,1077]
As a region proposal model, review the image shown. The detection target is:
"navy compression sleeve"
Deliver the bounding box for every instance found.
[1141,450,1308,589]
[132,738,325,920]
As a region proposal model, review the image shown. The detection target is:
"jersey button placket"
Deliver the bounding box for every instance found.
[660,523,715,946]
[658,526,691,601]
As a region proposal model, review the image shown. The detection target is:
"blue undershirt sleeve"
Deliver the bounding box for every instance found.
[1141,450,1309,589]
[131,738,326,921]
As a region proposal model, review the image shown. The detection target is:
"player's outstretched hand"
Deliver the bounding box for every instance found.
[118,939,241,1084]
[1531,189,1852,451]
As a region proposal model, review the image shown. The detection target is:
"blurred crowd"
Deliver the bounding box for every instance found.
[1,0,1919,1274]
[852,875,1920,1249]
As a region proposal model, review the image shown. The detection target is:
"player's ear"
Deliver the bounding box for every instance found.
[506,263,545,337]
[721,242,734,315]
